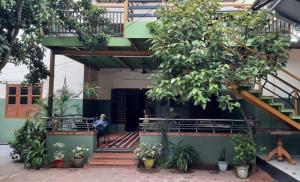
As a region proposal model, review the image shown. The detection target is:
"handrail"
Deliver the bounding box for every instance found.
[139,118,259,134]
[271,74,300,93]
[281,68,300,83]
[44,117,95,131]
[255,72,300,115]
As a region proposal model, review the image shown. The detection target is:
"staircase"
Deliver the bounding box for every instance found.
[87,150,137,167]
[233,70,300,130]
[86,132,139,167]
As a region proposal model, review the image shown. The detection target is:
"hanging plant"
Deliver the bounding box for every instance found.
[82,82,100,99]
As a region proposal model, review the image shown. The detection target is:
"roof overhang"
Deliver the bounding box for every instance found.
[252,0,300,25]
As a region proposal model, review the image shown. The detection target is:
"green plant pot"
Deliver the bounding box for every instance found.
[143,159,155,169]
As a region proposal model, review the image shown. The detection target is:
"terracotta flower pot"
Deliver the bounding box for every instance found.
[143,159,155,169]
[55,160,64,168]
[72,158,84,168]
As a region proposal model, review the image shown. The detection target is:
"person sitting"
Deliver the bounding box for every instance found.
[94,114,109,146]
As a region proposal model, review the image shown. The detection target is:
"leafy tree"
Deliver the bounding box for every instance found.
[148,0,289,116]
[0,0,110,83]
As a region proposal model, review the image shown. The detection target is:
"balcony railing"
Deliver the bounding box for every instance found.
[49,11,124,37]
[139,118,259,133]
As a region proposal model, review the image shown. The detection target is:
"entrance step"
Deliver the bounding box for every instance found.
[87,151,137,167]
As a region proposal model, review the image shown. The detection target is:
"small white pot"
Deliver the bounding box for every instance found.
[236,165,249,179]
[218,161,228,172]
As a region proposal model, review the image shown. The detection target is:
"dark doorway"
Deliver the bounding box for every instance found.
[111,89,147,132]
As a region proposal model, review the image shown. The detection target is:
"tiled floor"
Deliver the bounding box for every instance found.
[0,145,272,182]
[258,154,300,181]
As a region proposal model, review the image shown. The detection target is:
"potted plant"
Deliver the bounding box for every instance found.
[217,148,228,172]
[233,134,256,179]
[166,141,198,172]
[53,142,65,168]
[72,145,89,168]
[134,143,162,169]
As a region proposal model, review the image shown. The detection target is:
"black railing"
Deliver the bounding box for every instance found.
[139,118,259,133]
[49,11,124,37]
[254,75,300,109]
[44,117,95,131]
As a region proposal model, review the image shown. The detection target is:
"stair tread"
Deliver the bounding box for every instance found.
[88,159,137,166]
[260,96,274,99]
[292,115,300,119]
[93,153,135,159]
[280,109,294,112]
[270,102,284,106]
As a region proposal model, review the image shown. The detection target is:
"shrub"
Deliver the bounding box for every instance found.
[134,143,162,160]
[218,148,226,162]
[166,141,198,172]
[72,145,89,159]
[232,134,256,166]
[53,142,65,160]
[9,118,47,169]
[23,140,47,169]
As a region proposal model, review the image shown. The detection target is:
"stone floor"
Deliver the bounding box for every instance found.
[0,145,273,182]
[258,154,300,181]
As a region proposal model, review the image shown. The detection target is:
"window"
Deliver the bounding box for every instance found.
[5,84,43,118]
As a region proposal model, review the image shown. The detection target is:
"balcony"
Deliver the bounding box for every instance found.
[46,0,292,38]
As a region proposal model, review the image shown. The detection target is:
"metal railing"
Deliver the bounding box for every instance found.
[139,118,259,133]
[49,11,124,37]
[254,71,300,115]
[44,117,95,131]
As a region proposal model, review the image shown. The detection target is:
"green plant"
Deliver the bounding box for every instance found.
[23,140,47,169]
[53,142,65,160]
[233,134,256,166]
[9,120,32,161]
[218,148,226,161]
[147,0,289,112]
[9,118,46,162]
[0,0,110,83]
[166,141,198,172]
[134,143,163,160]
[72,145,89,159]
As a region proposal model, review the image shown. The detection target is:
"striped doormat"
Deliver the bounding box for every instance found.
[106,132,139,149]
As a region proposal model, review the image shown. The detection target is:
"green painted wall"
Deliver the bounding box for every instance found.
[0,99,83,143]
[46,133,96,160]
[140,135,234,165]
[231,100,300,155]
[124,22,153,39]
[0,99,26,143]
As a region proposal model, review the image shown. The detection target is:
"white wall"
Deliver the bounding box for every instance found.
[1,48,299,100]
[260,49,300,98]
[97,69,151,100]
[0,48,84,99]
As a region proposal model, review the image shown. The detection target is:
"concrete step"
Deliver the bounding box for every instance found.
[291,115,300,121]
[93,152,135,159]
[269,102,284,110]
[240,84,253,90]
[88,159,137,166]
[259,96,274,103]
[280,109,294,117]
[249,90,262,97]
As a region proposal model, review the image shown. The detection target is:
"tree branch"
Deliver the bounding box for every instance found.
[0,0,24,71]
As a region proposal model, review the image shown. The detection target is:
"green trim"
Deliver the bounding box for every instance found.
[42,37,131,48]
[124,22,153,39]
